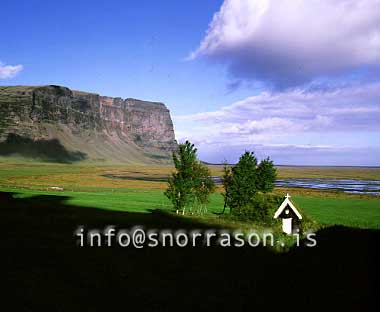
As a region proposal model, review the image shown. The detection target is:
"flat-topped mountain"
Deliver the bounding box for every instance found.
[0,85,177,163]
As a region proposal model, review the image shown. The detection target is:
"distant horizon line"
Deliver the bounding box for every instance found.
[201,161,380,168]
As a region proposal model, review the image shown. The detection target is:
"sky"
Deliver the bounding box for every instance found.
[1,0,380,165]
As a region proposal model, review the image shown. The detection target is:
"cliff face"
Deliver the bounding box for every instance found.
[0,85,177,163]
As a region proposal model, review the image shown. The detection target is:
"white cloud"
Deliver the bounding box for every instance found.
[192,141,380,165]
[189,0,380,88]
[173,82,380,146]
[0,62,23,79]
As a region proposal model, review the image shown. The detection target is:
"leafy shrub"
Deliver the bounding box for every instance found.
[231,193,283,224]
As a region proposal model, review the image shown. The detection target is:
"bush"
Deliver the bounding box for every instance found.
[231,193,283,224]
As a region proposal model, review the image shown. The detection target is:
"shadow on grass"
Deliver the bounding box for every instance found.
[0,191,378,311]
[0,133,87,163]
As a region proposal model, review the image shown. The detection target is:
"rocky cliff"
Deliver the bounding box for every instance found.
[0,85,177,163]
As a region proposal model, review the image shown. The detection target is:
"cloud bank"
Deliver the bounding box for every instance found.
[0,62,23,79]
[190,0,380,89]
[193,143,380,166]
[173,82,380,163]
[175,82,380,143]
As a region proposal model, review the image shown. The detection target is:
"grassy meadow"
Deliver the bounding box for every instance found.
[0,158,379,229]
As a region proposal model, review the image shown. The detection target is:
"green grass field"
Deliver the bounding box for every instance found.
[0,158,379,230]
[2,185,379,229]
[1,159,378,227]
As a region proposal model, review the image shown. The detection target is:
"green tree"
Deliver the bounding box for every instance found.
[228,151,258,214]
[221,161,232,214]
[164,141,215,214]
[165,173,186,214]
[221,152,279,222]
[164,141,197,214]
[256,157,277,193]
[192,161,215,214]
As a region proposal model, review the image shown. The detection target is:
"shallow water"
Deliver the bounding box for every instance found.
[275,178,380,195]
[210,176,380,195]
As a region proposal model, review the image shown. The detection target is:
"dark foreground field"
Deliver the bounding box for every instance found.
[1,191,378,311]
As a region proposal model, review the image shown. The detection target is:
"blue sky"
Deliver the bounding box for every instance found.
[1,0,380,165]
